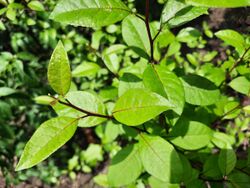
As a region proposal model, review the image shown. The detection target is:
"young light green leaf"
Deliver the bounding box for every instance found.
[0,87,16,97]
[28,1,45,11]
[15,117,78,171]
[139,134,183,183]
[215,30,246,52]
[218,149,237,175]
[72,62,100,78]
[108,144,142,187]
[122,15,150,59]
[168,119,213,150]
[50,0,131,28]
[143,64,185,115]
[48,41,71,96]
[229,76,250,95]
[181,74,221,106]
[102,44,126,74]
[34,95,55,105]
[148,176,180,188]
[113,89,173,126]
[185,0,250,7]
[212,132,235,149]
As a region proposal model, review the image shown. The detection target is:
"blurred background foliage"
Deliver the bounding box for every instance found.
[0,0,249,187]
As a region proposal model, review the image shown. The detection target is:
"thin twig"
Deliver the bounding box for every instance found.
[50,96,113,119]
[219,46,250,88]
[145,0,155,63]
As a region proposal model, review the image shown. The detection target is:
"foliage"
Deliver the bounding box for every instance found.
[1,0,250,187]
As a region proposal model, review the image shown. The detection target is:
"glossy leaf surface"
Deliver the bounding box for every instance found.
[113,89,173,126]
[16,117,78,171]
[48,41,71,96]
[143,64,185,115]
[186,0,250,7]
[50,0,131,28]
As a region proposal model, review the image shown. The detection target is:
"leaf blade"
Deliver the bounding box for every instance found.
[50,0,131,28]
[15,117,78,171]
[48,41,71,96]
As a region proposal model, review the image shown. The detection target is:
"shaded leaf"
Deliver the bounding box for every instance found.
[108,145,142,186]
[139,134,183,182]
[218,149,237,175]
[181,74,221,106]
[168,118,213,150]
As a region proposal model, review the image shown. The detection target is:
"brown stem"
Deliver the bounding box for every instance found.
[145,0,155,63]
[219,46,250,88]
[228,46,250,74]
[51,96,113,119]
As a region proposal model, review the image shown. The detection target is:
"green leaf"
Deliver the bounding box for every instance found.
[143,64,185,115]
[34,95,55,105]
[168,118,213,150]
[161,0,187,24]
[228,170,250,188]
[118,73,144,97]
[48,41,71,96]
[28,1,45,11]
[72,62,100,78]
[167,7,208,28]
[161,0,208,28]
[139,134,183,183]
[203,155,222,179]
[50,0,131,28]
[62,91,107,127]
[218,149,237,175]
[229,76,250,95]
[181,74,221,106]
[113,89,173,126]
[15,117,78,171]
[212,132,235,149]
[0,87,16,97]
[102,44,126,74]
[108,144,142,186]
[215,30,246,52]
[122,15,150,59]
[148,176,180,188]
[185,0,250,7]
